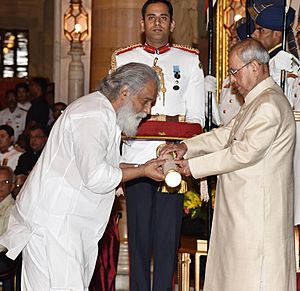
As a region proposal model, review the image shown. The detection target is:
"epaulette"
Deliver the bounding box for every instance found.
[172,44,199,55]
[110,44,143,72]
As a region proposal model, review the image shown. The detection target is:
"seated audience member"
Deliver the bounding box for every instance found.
[0,166,19,291]
[14,125,48,176]
[48,102,67,132]
[15,83,31,112]
[26,77,50,128]
[0,166,15,245]
[0,90,27,143]
[0,125,23,170]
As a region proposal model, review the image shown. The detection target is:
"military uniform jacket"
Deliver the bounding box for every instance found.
[0,107,27,142]
[184,78,296,291]
[112,43,205,164]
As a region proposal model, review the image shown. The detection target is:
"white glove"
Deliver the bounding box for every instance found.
[205,75,221,126]
[204,75,217,93]
[270,51,300,76]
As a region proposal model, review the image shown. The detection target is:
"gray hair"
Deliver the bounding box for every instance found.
[231,38,270,64]
[98,62,160,101]
[0,166,16,183]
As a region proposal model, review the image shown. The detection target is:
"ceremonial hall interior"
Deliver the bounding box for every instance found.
[0,0,300,290]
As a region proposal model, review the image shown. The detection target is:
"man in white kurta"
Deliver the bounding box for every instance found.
[160,39,296,291]
[0,63,165,291]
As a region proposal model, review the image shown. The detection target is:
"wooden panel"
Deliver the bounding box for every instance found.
[90,0,145,90]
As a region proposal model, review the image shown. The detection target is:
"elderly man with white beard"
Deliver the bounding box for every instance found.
[0,62,165,291]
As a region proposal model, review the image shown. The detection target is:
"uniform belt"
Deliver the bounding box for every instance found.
[148,114,186,122]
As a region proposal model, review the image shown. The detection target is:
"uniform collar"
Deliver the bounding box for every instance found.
[143,43,170,54]
[268,43,283,59]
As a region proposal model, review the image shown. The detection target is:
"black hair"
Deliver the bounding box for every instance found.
[141,0,173,21]
[0,125,14,137]
[29,124,49,137]
[16,82,29,92]
[31,77,48,96]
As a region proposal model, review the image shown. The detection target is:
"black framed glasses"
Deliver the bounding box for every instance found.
[229,61,253,77]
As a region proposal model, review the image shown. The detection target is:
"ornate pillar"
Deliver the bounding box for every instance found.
[68,42,85,103]
[90,0,145,90]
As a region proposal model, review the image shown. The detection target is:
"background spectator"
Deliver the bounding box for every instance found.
[16,82,31,112]
[0,125,23,170]
[14,124,48,177]
[26,77,50,128]
[0,89,26,143]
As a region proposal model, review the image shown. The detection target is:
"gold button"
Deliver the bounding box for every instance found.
[229,99,233,103]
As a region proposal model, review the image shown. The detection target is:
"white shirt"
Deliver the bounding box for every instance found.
[0,146,23,171]
[17,102,31,112]
[0,92,123,288]
[0,107,27,142]
[269,50,300,110]
[114,45,205,164]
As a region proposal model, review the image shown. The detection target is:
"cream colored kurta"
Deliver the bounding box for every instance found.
[184,78,296,291]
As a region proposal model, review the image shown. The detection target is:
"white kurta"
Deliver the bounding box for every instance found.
[184,78,296,291]
[0,92,123,290]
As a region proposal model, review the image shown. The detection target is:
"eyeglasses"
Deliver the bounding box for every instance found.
[229,61,253,77]
[0,179,12,186]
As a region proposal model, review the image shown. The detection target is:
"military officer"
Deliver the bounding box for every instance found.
[111,0,205,290]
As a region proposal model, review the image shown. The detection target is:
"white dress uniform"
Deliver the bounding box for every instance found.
[0,107,27,142]
[17,102,31,112]
[219,77,244,126]
[0,146,23,171]
[112,43,205,164]
[112,43,205,290]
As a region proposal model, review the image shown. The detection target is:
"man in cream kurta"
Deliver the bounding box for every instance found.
[160,39,296,291]
[0,63,165,291]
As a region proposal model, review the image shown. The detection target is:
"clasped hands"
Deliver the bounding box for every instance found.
[157,143,191,177]
[141,142,191,182]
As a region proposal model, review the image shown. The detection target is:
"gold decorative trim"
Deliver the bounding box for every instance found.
[110,43,142,72]
[294,111,300,122]
[172,43,199,54]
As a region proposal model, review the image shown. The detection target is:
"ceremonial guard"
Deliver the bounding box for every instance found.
[111,1,205,290]
[249,1,300,226]
[218,18,255,125]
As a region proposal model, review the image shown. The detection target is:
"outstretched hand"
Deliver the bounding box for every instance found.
[142,158,165,182]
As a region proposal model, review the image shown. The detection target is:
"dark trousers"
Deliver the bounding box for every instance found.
[125,178,184,291]
[0,252,21,291]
